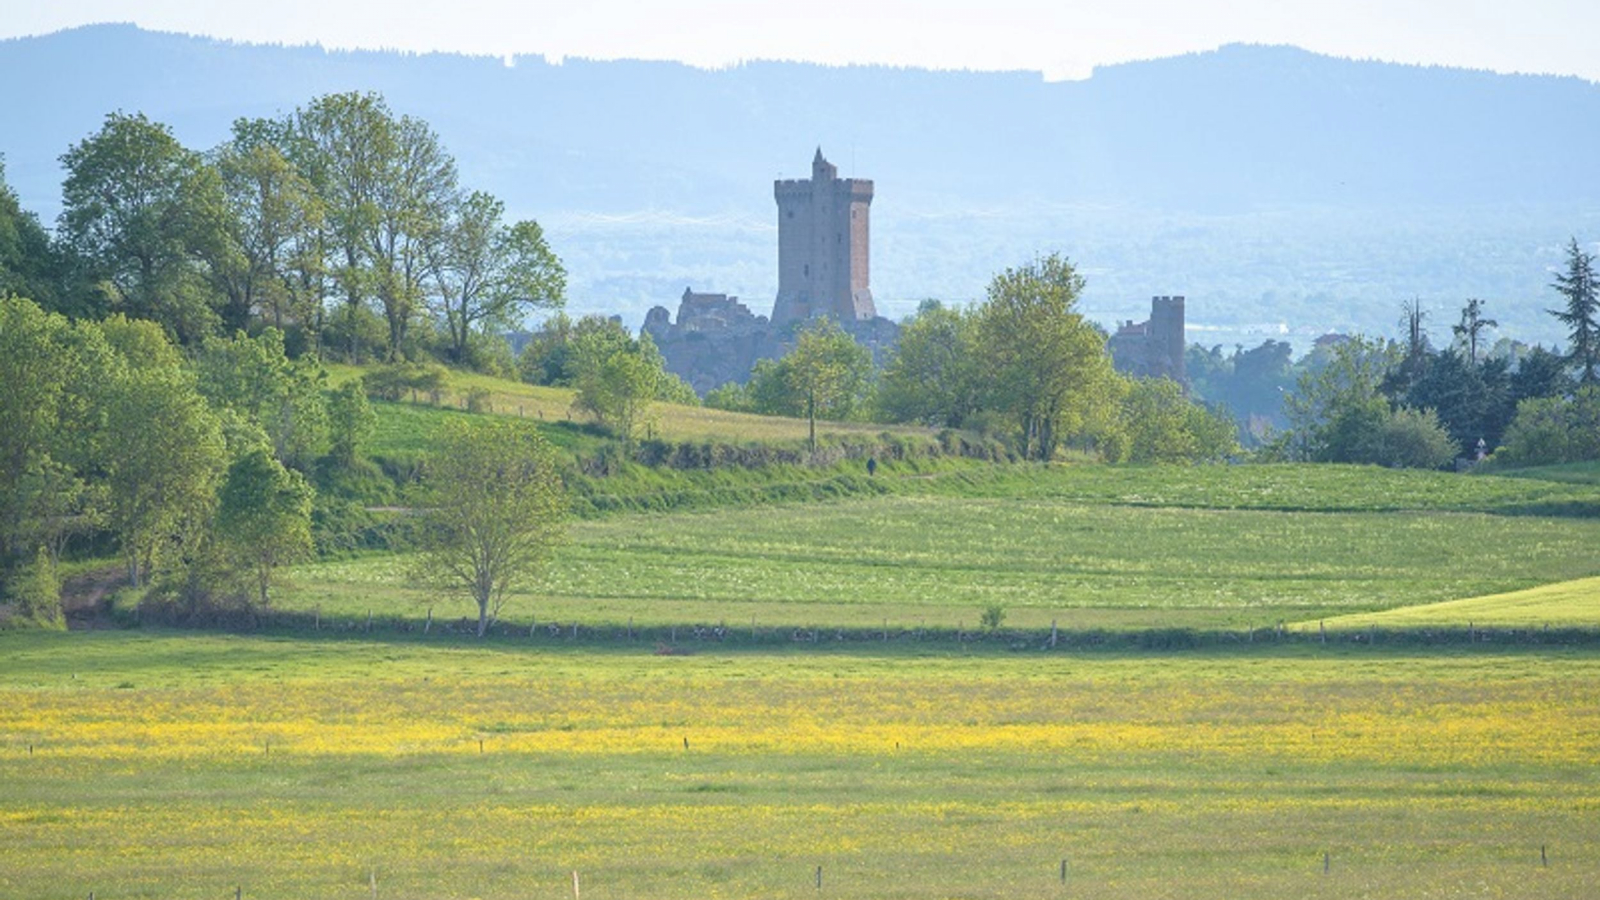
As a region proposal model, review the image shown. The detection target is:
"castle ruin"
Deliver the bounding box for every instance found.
[645,149,898,394]
[1106,295,1187,383]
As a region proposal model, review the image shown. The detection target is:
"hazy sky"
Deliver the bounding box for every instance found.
[5,0,1598,82]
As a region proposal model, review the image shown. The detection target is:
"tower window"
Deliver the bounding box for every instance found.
[803,264,809,277]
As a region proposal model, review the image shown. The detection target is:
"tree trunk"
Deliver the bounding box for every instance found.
[807,388,817,454]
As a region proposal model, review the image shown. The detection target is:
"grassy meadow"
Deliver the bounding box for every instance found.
[2,632,1597,899]
[11,462,1600,898]
[276,464,1600,633]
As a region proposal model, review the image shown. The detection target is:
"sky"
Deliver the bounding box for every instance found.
[3,0,1598,82]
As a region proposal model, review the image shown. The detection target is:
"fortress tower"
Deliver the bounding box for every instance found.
[772,148,874,326]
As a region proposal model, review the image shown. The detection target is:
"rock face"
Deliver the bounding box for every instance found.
[645,150,897,396]
[1107,295,1186,383]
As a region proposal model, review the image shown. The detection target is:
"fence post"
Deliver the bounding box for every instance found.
[370,868,377,899]
[1051,618,1059,648]
[1060,858,1067,882]
[572,870,580,900]
[424,607,432,635]
[815,865,823,890]
[1323,852,1329,874]
[1542,844,1548,866]
[1320,621,1326,644]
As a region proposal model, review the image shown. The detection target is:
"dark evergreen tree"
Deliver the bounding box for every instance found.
[1510,345,1572,404]
[1549,238,1600,385]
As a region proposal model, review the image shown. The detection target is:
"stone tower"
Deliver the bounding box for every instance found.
[772,148,874,326]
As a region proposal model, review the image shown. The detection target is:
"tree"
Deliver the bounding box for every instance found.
[327,380,376,467]
[877,300,981,427]
[569,323,679,445]
[292,92,390,362]
[100,362,227,586]
[1452,298,1498,366]
[417,418,566,637]
[211,120,326,336]
[369,113,457,360]
[1549,238,1600,385]
[430,191,565,365]
[1495,387,1600,466]
[215,448,313,607]
[974,254,1116,460]
[1115,377,1238,464]
[1360,407,1458,469]
[1283,335,1402,461]
[58,112,231,343]
[194,328,329,469]
[1510,345,1572,405]
[784,317,875,452]
[0,159,64,311]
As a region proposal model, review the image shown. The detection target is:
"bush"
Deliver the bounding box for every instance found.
[361,364,447,402]
[979,604,1006,630]
[1361,406,1458,469]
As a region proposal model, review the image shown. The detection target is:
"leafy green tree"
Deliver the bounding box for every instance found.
[974,254,1116,460]
[1361,407,1458,469]
[216,448,314,607]
[212,120,326,336]
[569,322,680,445]
[101,363,227,586]
[785,317,875,452]
[0,159,64,311]
[1115,377,1238,463]
[430,191,565,365]
[1495,387,1600,466]
[1452,298,1498,366]
[417,418,566,637]
[1549,238,1600,385]
[371,113,458,360]
[1283,335,1403,461]
[327,380,376,467]
[877,300,981,427]
[5,547,64,630]
[58,112,231,343]
[292,92,390,362]
[0,297,76,563]
[194,328,329,469]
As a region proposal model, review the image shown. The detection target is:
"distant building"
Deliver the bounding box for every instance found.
[1107,296,1186,383]
[643,149,897,395]
[772,148,876,325]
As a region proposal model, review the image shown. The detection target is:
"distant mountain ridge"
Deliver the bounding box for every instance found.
[3,24,1598,348]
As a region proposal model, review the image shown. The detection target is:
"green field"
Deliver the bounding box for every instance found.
[1320,576,1600,629]
[10,462,1600,898]
[276,464,1600,633]
[2,633,1597,899]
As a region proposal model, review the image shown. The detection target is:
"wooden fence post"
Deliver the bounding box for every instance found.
[1323,852,1329,874]
[572,870,580,900]
[1060,858,1067,882]
[1051,618,1059,648]
[424,607,432,635]
[815,865,823,890]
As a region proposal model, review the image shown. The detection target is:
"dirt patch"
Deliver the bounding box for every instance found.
[60,566,126,630]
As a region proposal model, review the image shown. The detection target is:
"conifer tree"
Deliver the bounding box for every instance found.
[1549,238,1600,385]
